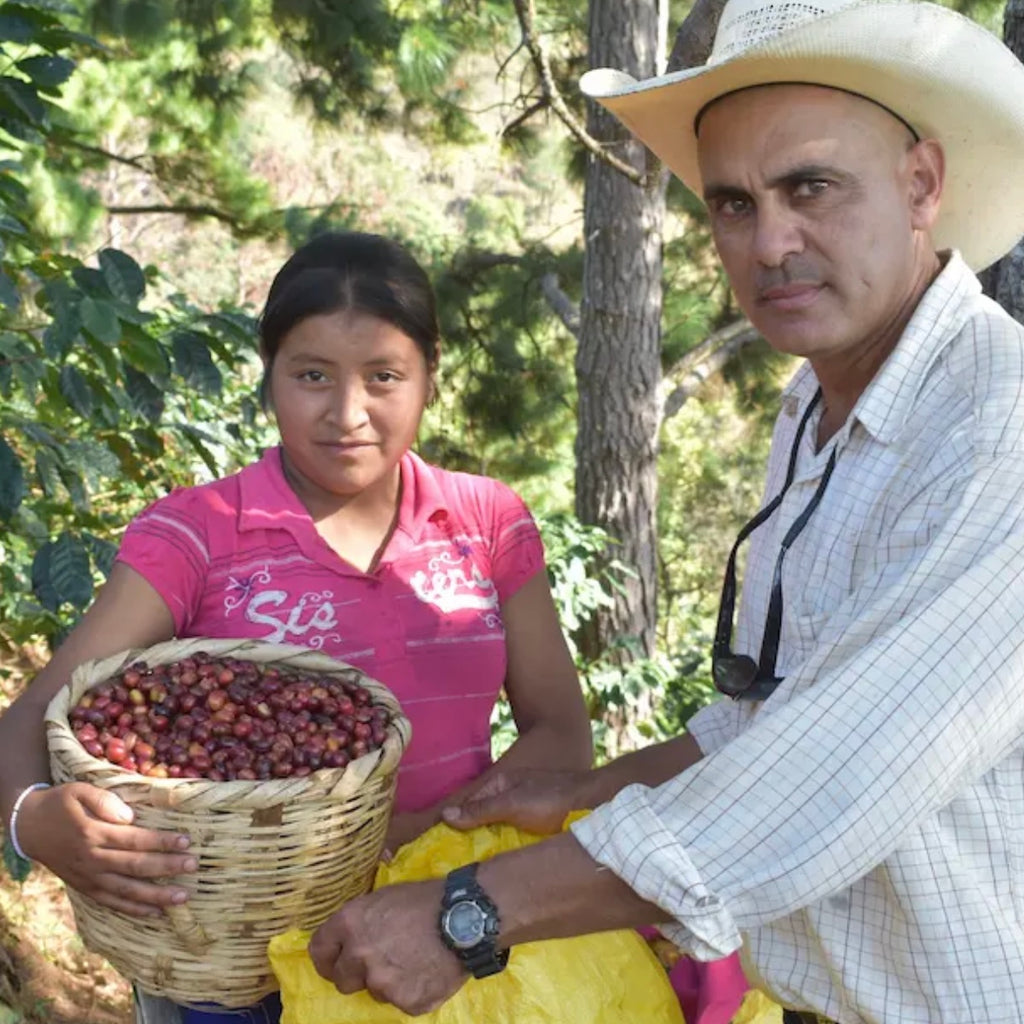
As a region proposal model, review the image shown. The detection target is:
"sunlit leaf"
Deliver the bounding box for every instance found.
[80,295,121,343]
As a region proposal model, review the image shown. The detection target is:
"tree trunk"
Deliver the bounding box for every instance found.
[979,0,1024,321]
[576,0,665,661]
[576,0,729,664]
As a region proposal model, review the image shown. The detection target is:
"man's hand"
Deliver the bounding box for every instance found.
[440,767,591,835]
[17,782,196,915]
[308,879,468,1016]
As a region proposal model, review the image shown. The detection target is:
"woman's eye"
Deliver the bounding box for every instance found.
[298,369,328,383]
[371,370,399,384]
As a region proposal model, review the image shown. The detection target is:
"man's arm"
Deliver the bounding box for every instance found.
[441,731,704,835]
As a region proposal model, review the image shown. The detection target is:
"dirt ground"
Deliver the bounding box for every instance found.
[1,649,133,1024]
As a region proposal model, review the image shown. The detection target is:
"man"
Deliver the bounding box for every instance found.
[308,2,1024,1021]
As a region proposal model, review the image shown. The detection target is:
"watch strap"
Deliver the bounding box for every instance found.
[440,861,509,979]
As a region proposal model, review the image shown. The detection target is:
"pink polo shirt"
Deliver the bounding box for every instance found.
[116,447,545,812]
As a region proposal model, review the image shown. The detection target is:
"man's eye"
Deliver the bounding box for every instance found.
[793,179,829,198]
[714,197,751,219]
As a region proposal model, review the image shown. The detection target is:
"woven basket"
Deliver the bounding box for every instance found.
[44,637,411,1008]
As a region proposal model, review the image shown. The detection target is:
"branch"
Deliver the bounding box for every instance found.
[511,0,645,186]
[107,203,243,227]
[61,138,153,171]
[662,318,760,418]
[501,97,549,138]
[667,0,730,72]
[540,272,580,339]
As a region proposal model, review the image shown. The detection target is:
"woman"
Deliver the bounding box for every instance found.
[0,232,592,1023]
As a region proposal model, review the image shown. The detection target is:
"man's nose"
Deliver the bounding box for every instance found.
[752,200,803,268]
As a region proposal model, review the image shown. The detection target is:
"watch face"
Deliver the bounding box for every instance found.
[444,900,487,949]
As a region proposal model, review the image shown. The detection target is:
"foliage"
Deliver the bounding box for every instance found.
[0,2,272,652]
[491,512,719,760]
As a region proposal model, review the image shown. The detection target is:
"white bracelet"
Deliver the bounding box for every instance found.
[8,782,52,861]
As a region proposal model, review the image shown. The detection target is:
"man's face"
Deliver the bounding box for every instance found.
[697,85,942,361]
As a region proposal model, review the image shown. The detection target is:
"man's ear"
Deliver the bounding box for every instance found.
[907,139,945,232]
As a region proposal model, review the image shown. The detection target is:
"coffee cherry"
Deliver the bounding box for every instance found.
[71,658,391,780]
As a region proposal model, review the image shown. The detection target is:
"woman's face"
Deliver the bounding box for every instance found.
[267,310,434,510]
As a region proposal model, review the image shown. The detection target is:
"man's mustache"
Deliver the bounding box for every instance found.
[755,260,823,299]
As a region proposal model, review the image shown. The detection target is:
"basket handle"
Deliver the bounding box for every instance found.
[163,902,214,955]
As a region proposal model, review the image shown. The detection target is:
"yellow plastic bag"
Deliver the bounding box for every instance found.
[731,989,784,1024]
[269,818,685,1024]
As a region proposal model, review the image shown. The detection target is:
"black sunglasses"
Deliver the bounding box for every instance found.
[712,389,837,701]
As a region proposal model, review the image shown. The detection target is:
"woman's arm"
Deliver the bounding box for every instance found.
[486,569,593,773]
[0,562,198,914]
[383,570,592,853]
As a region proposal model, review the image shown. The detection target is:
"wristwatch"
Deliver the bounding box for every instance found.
[438,862,510,979]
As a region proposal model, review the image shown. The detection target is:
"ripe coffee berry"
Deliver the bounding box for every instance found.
[71,653,391,782]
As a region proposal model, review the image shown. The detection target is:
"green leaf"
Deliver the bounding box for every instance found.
[0,77,47,127]
[58,463,88,510]
[0,210,26,234]
[132,425,164,458]
[3,834,31,883]
[63,438,119,489]
[42,306,80,358]
[0,268,18,308]
[71,265,109,296]
[181,424,219,477]
[58,362,93,417]
[16,53,74,89]
[0,433,24,519]
[34,445,61,497]
[0,111,41,143]
[0,13,34,44]
[11,352,42,399]
[99,248,145,303]
[19,421,55,446]
[52,531,94,608]
[172,330,222,394]
[123,364,164,422]
[83,531,116,577]
[79,295,120,343]
[121,326,168,376]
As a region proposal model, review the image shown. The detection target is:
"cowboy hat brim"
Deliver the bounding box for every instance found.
[581,1,1024,271]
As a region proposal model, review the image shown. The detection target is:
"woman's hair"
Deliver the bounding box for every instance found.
[258,231,440,407]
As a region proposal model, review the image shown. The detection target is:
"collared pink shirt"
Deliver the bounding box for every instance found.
[117,447,545,812]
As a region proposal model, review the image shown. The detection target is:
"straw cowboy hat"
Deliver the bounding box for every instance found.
[580,0,1024,271]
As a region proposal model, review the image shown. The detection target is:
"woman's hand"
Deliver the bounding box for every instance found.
[441,767,592,835]
[16,782,198,916]
[381,807,440,862]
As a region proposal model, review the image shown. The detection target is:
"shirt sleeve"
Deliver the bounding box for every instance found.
[572,449,1024,959]
[486,480,545,604]
[116,486,213,634]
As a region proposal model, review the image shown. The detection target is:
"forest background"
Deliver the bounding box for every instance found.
[0,0,1017,1020]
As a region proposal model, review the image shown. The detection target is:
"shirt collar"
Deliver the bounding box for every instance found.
[854,251,980,443]
[780,251,981,445]
[237,446,450,541]
[396,449,451,541]
[237,447,311,534]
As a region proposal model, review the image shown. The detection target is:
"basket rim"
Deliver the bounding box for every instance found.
[45,637,411,800]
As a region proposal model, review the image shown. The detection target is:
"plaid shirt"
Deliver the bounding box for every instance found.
[572,252,1024,1023]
